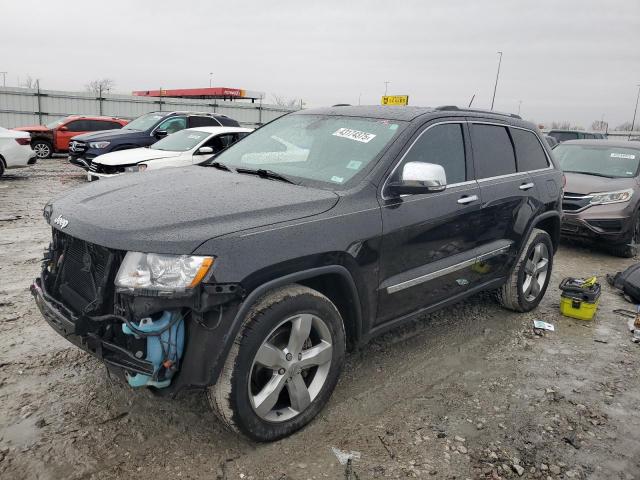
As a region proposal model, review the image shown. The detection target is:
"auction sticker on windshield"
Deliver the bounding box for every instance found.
[611,153,636,159]
[333,128,376,143]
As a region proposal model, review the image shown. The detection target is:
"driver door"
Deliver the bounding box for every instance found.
[376,120,483,325]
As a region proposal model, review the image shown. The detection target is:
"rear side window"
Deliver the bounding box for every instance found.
[218,116,241,127]
[511,128,549,171]
[189,116,221,128]
[470,124,516,179]
[395,123,466,184]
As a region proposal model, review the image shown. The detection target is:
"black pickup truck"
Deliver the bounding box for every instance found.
[33,105,562,441]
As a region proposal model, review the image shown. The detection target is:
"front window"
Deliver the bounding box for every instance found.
[555,144,640,178]
[123,113,167,131]
[151,129,209,152]
[213,114,405,188]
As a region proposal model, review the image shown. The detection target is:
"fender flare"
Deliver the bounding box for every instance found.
[523,210,561,255]
[210,265,362,384]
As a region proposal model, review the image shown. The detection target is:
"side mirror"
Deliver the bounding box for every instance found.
[154,130,168,139]
[58,125,68,131]
[387,162,447,196]
[197,146,214,155]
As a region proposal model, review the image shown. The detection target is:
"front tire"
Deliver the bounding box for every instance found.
[32,140,52,159]
[498,228,553,312]
[610,211,640,258]
[208,284,346,442]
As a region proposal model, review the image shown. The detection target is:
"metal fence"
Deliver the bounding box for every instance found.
[0,87,296,128]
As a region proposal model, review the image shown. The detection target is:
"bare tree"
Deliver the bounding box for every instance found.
[591,120,608,131]
[21,76,37,89]
[550,121,579,130]
[271,93,298,108]
[616,121,634,131]
[85,78,115,95]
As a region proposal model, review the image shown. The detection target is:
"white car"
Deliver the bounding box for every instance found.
[87,126,252,181]
[0,127,36,177]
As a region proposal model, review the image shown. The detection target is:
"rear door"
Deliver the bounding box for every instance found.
[468,121,536,280]
[376,119,483,325]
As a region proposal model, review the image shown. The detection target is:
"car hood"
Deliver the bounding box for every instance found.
[564,172,637,195]
[13,125,49,133]
[47,167,339,254]
[94,147,182,166]
[71,129,144,142]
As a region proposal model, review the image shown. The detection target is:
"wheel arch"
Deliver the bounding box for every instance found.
[530,210,560,253]
[206,266,361,384]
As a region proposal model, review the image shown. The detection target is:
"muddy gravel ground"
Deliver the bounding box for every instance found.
[1,160,640,480]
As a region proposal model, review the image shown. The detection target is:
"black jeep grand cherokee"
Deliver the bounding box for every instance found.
[32,105,562,441]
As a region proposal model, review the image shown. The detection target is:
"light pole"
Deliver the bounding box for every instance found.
[384,81,390,96]
[630,83,640,140]
[517,100,522,116]
[0,72,6,87]
[490,51,503,111]
[209,72,213,88]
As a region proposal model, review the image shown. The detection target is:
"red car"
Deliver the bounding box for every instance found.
[14,115,128,159]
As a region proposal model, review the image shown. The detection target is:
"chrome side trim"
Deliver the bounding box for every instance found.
[386,244,512,294]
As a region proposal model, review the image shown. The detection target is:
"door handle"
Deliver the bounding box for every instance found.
[457,195,479,205]
[519,182,535,191]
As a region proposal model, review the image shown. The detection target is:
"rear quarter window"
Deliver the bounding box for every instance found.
[470,124,516,179]
[511,128,549,171]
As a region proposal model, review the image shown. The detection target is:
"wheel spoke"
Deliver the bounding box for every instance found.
[254,342,286,369]
[535,258,549,274]
[522,275,532,295]
[531,277,541,298]
[287,314,313,355]
[287,373,311,413]
[253,373,287,417]
[524,259,536,275]
[298,340,332,369]
[531,244,542,265]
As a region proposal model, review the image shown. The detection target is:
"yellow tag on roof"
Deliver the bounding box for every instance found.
[381,95,409,106]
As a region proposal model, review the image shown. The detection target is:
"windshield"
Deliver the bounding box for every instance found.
[213,114,405,187]
[45,118,65,129]
[151,129,209,151]
[123,113,166,131]
[555,144,640,178]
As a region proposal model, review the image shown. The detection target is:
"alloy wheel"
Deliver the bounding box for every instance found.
[249,313,333,422]
[34,143,51,158]
[522,243,550,302]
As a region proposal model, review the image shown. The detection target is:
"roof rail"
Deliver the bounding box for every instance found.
[435,105,522,120]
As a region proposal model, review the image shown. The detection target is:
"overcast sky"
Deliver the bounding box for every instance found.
[2,0,639,128]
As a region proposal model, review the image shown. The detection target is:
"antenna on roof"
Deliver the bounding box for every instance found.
[468,94,475,107]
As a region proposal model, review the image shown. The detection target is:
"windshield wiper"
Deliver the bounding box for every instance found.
[205,161,232,172]
[235,168,296,184]
[563,170,615,179]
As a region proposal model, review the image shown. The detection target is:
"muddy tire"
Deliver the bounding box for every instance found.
[610,212,639,258]
[32,140,52,159]
[208,284,346,442]
[498,228,553,312]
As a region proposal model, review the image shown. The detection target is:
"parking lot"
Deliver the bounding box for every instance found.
[0,160,638,479]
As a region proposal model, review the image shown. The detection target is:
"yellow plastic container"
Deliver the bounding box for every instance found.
[560,295,600,320]
[559,277,601,321]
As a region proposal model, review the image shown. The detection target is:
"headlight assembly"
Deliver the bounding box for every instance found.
[589,188,633,205]
[89,141,111,149]
[115,252,215,293]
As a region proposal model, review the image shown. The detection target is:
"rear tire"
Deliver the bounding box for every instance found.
[208,284,346,442]
[498,228,553,312]
[0,158,4,178]
[32,140,52,159]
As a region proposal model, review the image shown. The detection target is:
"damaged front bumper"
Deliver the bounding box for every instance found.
[31,274,244,395]
[31,278,156,378]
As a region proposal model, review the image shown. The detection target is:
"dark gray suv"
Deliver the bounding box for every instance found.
[31,105,562,441]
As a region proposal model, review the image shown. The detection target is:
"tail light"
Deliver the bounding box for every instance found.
[15,138,31,146]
